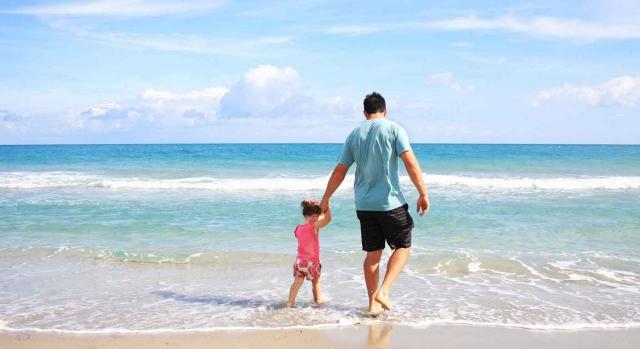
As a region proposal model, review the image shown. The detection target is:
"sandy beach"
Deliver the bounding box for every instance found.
[2,324,639,349]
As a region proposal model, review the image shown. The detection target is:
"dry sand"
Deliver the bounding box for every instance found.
[2,324,639,349]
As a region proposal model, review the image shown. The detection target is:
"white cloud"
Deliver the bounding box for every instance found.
[76,65,357,131]
[12,4,292,57]
[534,75,640,107]
[81,102,127,119]
[45,22,293,56]
[423,15,640,41]
[426,73,475,92]
[243,65,299,89]
[1,109,86,138]
[325,25,380,35]
[2,0,224,17]
[141,87,228,101]
[1,110,25,131]
[218,65,302,118]
[1,110,23,122]
[78,86,230,130]
[79,102,141,130]
[2,65,365,143]
[97,32,292,56]
[217,65,360,120]
[326,15,640,42]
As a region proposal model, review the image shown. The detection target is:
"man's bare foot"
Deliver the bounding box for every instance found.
[374,289,391,310]
[367,299,383,317]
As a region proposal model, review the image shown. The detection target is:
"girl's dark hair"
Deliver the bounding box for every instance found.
[301,200,322,217]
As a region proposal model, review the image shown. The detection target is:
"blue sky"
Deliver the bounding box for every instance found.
[1,0,639,144]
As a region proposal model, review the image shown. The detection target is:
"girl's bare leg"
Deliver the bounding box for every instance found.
[312,277,325,304]
[287,276,305,307]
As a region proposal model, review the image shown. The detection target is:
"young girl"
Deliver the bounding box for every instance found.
[287,199,332,308]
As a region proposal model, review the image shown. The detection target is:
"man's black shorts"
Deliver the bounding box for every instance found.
[356,203,414,251]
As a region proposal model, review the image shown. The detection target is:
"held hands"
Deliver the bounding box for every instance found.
[320,198,330,214]
[316,199,332,229]
[416,194,430,216]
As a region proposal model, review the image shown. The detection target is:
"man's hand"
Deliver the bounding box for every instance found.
[320,198,330,214]
[416,194,430,216]
[401,151,430,217]
[315,204,332,229]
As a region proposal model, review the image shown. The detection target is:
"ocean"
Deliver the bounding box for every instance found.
[0,144,639,332]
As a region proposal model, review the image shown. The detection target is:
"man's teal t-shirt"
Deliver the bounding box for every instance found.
[338,118,412,211]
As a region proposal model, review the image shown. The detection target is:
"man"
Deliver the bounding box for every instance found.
[320,92,429,315]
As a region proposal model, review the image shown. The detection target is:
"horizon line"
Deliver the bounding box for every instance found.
[1,142,639,146]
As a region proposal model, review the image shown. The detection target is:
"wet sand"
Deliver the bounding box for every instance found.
[2,324,639,349]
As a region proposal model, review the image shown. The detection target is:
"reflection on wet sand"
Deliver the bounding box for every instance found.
[367,324,393,349]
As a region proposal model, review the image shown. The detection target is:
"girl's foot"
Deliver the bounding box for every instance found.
[374,289,391,310]
[287,302,295,308]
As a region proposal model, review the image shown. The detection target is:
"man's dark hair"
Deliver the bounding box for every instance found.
[363,92,386,114]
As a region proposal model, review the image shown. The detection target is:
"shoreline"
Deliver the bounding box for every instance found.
[2,320,640,334]
[2,324,639,349]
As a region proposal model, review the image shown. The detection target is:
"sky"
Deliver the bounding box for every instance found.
[0,0,639,144]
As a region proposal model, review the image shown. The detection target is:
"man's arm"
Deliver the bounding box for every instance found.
[320,164,350,213]
[400,150,430,216]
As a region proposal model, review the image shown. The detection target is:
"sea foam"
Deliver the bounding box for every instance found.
[2,171,640,191]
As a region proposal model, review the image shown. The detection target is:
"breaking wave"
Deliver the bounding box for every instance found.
[1,171,640,191]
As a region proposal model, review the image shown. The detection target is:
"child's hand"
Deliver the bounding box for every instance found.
[315,204,332,229]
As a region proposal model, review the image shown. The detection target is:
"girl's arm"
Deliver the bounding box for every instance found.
[314,207,332,231]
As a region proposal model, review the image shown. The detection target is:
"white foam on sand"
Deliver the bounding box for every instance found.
[1,319,639,334]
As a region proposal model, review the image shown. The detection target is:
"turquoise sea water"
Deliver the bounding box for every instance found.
[1,144,639,331]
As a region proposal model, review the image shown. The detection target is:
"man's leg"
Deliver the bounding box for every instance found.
[364,249,383,314]
[375,247,410,310]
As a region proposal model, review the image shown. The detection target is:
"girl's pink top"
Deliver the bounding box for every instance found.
[294,222,320,262]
